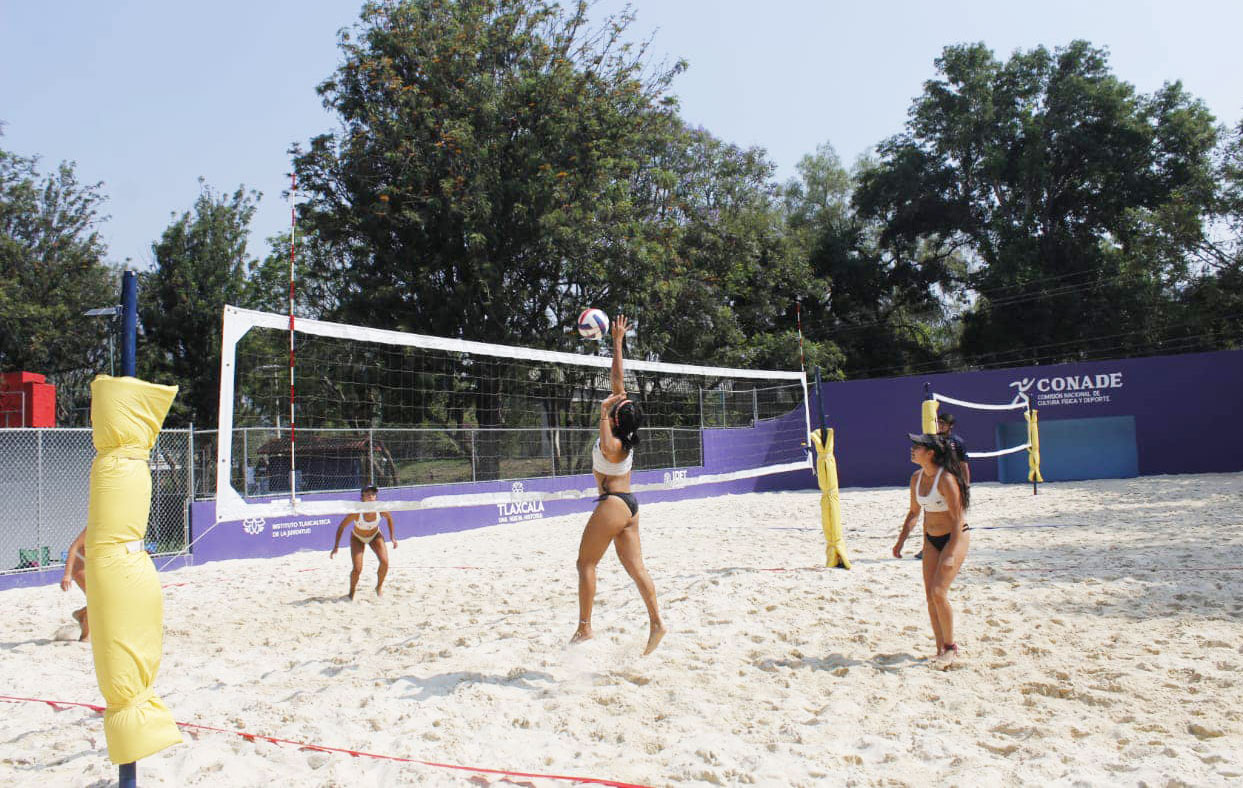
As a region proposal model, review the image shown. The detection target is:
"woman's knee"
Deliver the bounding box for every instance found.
[576,556,597,574]
[929,583,952,605]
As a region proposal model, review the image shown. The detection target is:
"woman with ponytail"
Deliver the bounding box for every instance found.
[894,433,971,669]
[571,314,665,655]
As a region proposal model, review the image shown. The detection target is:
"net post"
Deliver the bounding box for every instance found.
[813,367,827,445]
[242,428,248,493]
[121,270,137,377]
[669,427,677,466]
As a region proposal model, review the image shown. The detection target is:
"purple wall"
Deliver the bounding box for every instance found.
[822,349,1243,488]
[0,555,195,592]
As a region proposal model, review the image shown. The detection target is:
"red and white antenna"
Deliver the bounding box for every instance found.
[288,172,298,506]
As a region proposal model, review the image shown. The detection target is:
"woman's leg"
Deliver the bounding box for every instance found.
[348,536,365,600]
[613,517,665,655]
[572,499,628,643]
[921,538,944,655]
[930,532,970,666]
[72,568,89,640]
[370,537,389,596]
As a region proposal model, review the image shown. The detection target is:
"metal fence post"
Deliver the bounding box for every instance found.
[242,428,249,493]
[36,429,44,563]
[470,429,477,482]
[753,388,759,425]
[187,424,195,502]
[368,428,375,485]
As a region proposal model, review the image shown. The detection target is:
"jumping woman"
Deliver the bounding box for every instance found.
[571,314,665,655]
[893,433,971,669]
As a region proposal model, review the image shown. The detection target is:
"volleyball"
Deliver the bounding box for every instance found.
[577,308,609,340]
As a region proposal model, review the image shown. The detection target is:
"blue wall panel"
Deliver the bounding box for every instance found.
[997,416,1138,483]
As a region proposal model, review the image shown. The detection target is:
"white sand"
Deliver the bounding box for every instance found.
[3,473,1242,786]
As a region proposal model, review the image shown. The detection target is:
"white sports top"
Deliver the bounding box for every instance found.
[354,512,381,534]
[592,439,633,476]
[915,468,949,512]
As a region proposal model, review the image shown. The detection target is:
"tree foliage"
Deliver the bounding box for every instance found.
[139,182,260,426]
[855,41,1220,367]
[783,144,950,378]
[0,147,116,422]
[291,0,815,475]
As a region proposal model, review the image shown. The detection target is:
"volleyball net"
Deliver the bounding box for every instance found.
[921,388,1044,486]
[215,306,811,522]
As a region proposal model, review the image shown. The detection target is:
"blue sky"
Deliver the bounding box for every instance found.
[3,0,1240,270]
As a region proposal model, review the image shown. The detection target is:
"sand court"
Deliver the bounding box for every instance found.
[2,472,1242,785]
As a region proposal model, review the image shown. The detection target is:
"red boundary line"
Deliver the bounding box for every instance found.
[0,695,650,787]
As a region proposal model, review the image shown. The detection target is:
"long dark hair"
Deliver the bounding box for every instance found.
[611,399,643,452]
[929,436,970,510]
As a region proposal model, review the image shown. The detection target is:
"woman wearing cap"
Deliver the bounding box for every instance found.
[571,314,665,656]
[894,433,971,669]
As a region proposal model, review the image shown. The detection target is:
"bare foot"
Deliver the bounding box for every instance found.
[347,589,357,601]
[570,624,592,645]
[642,623,666,656]
[934,644,958,670]
[72,608,90,641]
[375,585,384,597]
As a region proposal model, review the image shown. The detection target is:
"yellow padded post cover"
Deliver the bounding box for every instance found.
[921,399,940,435]
[1025,408,1044,483]
[87,375,182,764]
[809,429,850,569]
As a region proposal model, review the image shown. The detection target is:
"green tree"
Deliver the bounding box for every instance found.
[1174,116,1243,350]
[855,41,1220,367]
[139,182,259,426]
[783,144,950,379]
[0,147,116,423]
[292,0,693,478]
[632,125,823,373]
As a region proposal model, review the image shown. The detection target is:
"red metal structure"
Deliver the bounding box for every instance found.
[0,372,56,427]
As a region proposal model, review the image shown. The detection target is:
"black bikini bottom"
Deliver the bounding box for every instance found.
[925,524,970,552]
[596,491,639,517]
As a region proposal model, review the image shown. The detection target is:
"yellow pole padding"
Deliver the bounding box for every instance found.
[87,375,182,764]
[921,399,940,435]
[1025,408,1044,484]
[809,429,850,569]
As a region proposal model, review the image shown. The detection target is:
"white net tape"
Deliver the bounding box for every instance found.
[966,443,1031,459]
[932,392,1030,411]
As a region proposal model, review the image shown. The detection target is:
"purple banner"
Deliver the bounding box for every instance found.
[185,416,814,566]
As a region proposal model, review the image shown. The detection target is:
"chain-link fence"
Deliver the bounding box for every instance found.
[200,425,706,502]
[0,428,193,576]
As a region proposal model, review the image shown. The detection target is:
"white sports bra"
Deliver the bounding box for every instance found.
[915,468,949,512]
[354,512,380,533]
[592,439,633,476]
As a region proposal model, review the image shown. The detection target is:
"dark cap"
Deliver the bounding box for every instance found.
[908,433,940,448]
[936,412,955,426]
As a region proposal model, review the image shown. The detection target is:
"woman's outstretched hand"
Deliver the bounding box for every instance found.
[612,314,629,343]
[601,392,626,416]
